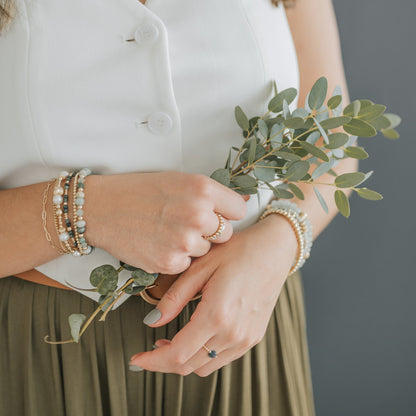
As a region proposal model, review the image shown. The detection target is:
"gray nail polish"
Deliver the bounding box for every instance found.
[143,308,162,325]
[152,344,158,350]
[129,365,143,372]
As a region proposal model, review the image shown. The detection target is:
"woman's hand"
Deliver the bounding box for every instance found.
[83,172,248,275]
[129,213,298,376]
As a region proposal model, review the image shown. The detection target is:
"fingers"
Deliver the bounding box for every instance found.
[201,212,233,244]
[208,179,248,221]
[143,261,215,327]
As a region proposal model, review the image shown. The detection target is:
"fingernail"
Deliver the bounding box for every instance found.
[152,344,158,349]
[129,365,143,372]
[143,308,162,326]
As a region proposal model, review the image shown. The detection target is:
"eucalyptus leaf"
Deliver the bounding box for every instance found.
[344,146,369,159]
[356,188,383,201]
[313,118,329,143]
[119,261,139,272]
[343,119,377,137]
[89,265,118,296]
[314,186,329,213]
[299,141,329,162]
[292,108,309,118]
[69,314,86,343]
[305,131,321,145]
[289,183,305,200]
[274,150,302,161]
[331,85,343,116]
[311,159,336,179]
[254,166,276,182]
[264,181,294,199]
[359,99,374,109]
[283,99,291,119]
[319,116,351,130]
[335,172,366,188]
[358,104,386,122]
[270,123,284,147]
[381,128,400,139]
[257,118,269,139]
[232,174,258,189]
[124,284,146,295]
[131,269,157,286]
[210,168,231,186]
[327,95,342,109]
[235,106,250,131]
[225,148,232,169]
[334,190,350,218]
[370,115,391,130]
[343,100,361,117]
[284,117,304,129]
[268,88,298,113]
[325,133,349,149]
[285,161,310,181]
[384,113,401,128]
[308,77,328,110]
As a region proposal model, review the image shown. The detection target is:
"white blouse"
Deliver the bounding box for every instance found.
[0,0,299,307]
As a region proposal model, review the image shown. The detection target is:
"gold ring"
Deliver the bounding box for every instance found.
[139,288,202,305]
[203,212,226,242]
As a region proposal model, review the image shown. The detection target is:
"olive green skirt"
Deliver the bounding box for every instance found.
[0,271,315,416]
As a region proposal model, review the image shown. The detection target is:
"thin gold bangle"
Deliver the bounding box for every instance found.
[139,288,202,305]
[42,180,66,254]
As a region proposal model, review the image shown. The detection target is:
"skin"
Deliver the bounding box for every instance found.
[129,0,359,377]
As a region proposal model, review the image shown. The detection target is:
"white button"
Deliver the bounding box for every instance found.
[134,22,159,45]
[147,112,173,135]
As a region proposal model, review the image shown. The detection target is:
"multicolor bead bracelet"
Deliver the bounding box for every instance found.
[258,199,313,275]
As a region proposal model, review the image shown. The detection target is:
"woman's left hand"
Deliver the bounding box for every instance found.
[129,214,298,377]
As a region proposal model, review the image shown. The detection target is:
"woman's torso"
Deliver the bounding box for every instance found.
[0,0,299,305]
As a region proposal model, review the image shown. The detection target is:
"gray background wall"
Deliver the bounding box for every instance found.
[302,1,416,415]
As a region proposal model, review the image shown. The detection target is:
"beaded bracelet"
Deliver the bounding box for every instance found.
[258,200,313,275]
[72,168,94,256]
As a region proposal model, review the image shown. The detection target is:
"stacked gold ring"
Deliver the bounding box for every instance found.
[203,212,226,242]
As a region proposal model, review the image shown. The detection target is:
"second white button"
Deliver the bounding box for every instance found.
[134,22,160,45]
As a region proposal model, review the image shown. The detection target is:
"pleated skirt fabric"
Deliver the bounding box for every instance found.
[0,271,315,416]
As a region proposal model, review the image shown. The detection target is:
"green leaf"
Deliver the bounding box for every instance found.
[298,141,329,162]
[233,187,258,195]
[89,265,118,296]
[314,186,329,214]
[356,188,383,201]
[334,190,350,218]
[358,99,374,109]
[274,150,302,161]
[283,117,305,129]
[124,284,146,295]
[292,108,309,118]
[119,261,139,271]
[254,166,276,182]
[384,113,401,128]
[285,160,310,181]
[313,118,329,143]
[370,115,391,130]
[308,77,328,110]
[268,88,298,113]
[344,146,369,159]
[325,133,349,149]
[343,100,361,117]
[98,294,114,311]
[319,116,351,130]
[257,118,269,138]
[68,314,86,343]
[235,106,250,131]
[343,119,377,137]
[327,95,342,109]
[358,104,386,122]
[289,183,305,200]
[264,181,294,199]
[131,269,157,286]
[311,159,335,179]
[270,123,284,147]
[381,128,400,139]
[232,174,258,189]
[282,99,291,119]
[305,131,321,145]
[335,172,366,188]
[225,148,232,169]
[247,137,256,165]
[210,168,231,186]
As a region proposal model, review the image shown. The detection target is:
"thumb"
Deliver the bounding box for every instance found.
[142,264,212,328]
[242,194,250,202]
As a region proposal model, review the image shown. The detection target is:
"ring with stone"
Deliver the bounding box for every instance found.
[202,344,217,358]
[203,212,226,242]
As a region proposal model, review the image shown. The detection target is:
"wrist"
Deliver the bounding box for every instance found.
[83,174,104,248]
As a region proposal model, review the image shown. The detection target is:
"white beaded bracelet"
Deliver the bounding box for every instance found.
[258,199,313,275]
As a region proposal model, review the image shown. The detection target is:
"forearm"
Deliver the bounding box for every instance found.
[0,181,61,277]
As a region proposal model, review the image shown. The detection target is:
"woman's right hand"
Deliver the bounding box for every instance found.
[84,172,248,274]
